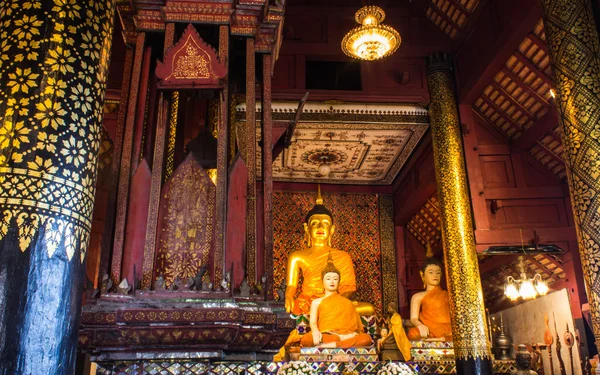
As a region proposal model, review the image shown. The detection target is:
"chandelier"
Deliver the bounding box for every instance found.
[341,6,401,61]
[504,256,549,301]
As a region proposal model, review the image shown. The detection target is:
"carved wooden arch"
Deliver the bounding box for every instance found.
[156,24,227,88]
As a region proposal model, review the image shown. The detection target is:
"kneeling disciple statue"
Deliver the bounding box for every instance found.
[407,257,453,341]
[300,255,373,348]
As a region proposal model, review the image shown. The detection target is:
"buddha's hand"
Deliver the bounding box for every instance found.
[312,330,322,344]
[417,324,429,338]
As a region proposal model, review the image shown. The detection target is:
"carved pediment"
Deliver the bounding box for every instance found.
[156,24,227,88]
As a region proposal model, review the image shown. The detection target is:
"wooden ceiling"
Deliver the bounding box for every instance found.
[470,18,566,180]
[426,0,481,39]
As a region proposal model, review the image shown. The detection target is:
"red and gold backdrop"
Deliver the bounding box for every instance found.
[273,191,398,315]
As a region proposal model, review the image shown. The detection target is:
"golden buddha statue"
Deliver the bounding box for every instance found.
[407,257,453,341]
[299,256,372,348]
[284,186,374,316]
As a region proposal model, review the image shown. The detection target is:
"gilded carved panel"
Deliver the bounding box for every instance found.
[154,154,216,286]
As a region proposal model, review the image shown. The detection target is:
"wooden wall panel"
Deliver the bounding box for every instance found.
[488,198,568,229]
[272,56,296,89]
[480,155,516,188]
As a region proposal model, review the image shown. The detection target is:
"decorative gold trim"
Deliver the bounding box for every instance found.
[379,195,399,311]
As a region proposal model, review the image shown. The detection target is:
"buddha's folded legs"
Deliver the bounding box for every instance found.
[300,333,372,348]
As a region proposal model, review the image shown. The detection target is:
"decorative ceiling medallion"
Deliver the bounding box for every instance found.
[236,102,428,185]
[156,24,227,88]
[341,6,401,61]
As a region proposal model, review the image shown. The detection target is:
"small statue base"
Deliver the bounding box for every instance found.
[299,347,378,362]
[410,340,455,361]
[379,335,404,361]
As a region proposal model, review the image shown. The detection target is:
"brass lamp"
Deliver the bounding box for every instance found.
[341,6,401,61]
[504,256,549,301]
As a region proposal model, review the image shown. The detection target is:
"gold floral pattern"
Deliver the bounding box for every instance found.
[154,155,216,286]
[0,0,114,262]
[426,54,491,360]
[541,0,600,345]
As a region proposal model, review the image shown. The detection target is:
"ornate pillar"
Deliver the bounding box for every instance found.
[214,25,230,283]
[246,38,257,285]
[262,54,274,298]
[111,31,146,284]
[541,0,600,355]
[425,53,492,375]
[0,1,114,374]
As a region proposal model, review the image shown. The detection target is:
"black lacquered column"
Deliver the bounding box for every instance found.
[0,1,114,374]
[426,53,493,375]
[541,0,600,356]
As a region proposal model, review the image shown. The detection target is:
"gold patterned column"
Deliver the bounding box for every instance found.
[426,53,492,374]
[541,0,600,353]
[0,0,114,373]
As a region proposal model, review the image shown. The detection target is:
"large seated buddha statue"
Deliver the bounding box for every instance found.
[407,257,453,341]
[284,187,374,316]
[299,256,372,348]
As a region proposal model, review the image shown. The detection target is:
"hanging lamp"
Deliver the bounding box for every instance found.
[341,6,401,61]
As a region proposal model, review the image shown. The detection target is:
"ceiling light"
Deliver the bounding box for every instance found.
[504,256,549,301]
[341,6,401,61]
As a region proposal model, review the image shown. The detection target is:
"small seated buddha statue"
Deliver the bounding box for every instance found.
[407,257,453,341]
[299,256,372,348]
[284,186,374,316]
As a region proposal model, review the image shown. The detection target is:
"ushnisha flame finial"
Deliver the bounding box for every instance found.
[321,250,340,277]
[426,242,434,258]
[316,184,323,205]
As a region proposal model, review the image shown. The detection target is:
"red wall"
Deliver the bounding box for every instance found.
[271,2,451,103]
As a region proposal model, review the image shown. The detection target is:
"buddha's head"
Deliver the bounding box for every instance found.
[304,186,335,247]
[321,255,341,292]
[420,257,444,288]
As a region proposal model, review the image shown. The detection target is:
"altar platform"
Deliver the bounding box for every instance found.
[94,359,518,375]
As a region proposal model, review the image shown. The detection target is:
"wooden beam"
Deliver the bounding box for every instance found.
[458,0,542,104]
[428,1,460,32]
[484,186,564,200]
[489,81,536,122]
[511,108,558,151]
[395,182,437,226]
[501,67,549,107]
[447,0,470,17]
[514,52,554,87]
[479,95,523,135]
[527,33,549,55]
[472,108,511,141]
[535,140,565,166]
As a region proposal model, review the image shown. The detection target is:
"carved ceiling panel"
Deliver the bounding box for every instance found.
[236,102,429,185]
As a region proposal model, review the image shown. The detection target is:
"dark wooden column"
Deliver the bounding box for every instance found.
[246,38,257,285]
[140,24,176,290]
[98,46,134,287]
[214,25,230,283]
[262,54,274,297]
[111,31,146,284]
[425,53,492,375]
[541,0,600,353]
[0,1,115,373]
